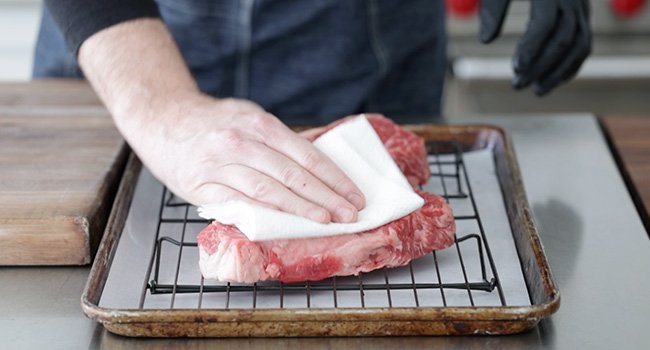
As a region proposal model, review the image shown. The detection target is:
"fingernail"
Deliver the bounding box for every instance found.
[513,57,528,73]
[335,206,356,223]
[480,28,495,44]
[347,192,365,210]
[479,31,490,44]
[308,208,330,224]
[512,75,530,89]
[535,85,549,96]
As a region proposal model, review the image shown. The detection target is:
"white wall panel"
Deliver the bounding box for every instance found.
[0,0,42,81]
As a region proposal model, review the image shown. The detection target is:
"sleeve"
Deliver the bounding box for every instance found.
[44,0,161,54]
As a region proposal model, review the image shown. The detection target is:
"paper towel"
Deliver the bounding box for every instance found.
[198,115,424,241]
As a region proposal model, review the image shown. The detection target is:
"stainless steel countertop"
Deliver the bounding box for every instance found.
[2,114,649,349]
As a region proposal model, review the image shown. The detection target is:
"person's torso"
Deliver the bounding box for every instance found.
[34,0,447,124]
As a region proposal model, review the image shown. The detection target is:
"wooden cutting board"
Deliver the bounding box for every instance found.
[0,79,102,106]
[0,80,126,265]
[602,115,650,227]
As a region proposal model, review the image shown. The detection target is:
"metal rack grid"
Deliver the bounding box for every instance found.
[138,141,508,309]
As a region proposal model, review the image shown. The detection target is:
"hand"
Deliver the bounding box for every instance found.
[137,94,365,224]
[479,0,592,95]
[74,19,364,223]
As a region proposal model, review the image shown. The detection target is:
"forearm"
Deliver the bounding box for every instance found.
[78,18,200,140]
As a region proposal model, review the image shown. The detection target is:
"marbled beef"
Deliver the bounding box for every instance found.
[197,115,454,283]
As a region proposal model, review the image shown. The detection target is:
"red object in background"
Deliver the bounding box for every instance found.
[446,0,478,17]
[610,0,647,17]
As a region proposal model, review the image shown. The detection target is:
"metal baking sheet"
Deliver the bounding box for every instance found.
[81,124,559,337]
[99,149,530,310]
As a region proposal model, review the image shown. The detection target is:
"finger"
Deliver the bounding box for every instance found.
[298,114,385,141]
[535,36,587,96]
[253,116,366,211]
[298,126,327,141]
[236,140,360,223]
[208,164,331,223]
[516,3,577,89]
[535,1,591,95]
[512,0,559,88]
[298,114,358,142]
[479,0,512,43]
[360,113,385,118]
[275,134,366,211]
[192,182,278,210]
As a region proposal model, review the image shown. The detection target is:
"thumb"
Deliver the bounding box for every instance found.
[479,0,512,43]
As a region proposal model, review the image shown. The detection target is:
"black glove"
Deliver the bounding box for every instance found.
[479,0,592,96]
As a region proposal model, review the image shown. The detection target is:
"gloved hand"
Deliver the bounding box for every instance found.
[479,0,592,95]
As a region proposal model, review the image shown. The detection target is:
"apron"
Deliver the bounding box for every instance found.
[33,0,446,125]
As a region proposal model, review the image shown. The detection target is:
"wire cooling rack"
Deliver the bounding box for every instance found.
[134,141,513,310]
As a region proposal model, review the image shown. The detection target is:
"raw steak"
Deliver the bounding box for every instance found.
[197,115,454,283]
[197,191,455,283]
[306,114,430,187]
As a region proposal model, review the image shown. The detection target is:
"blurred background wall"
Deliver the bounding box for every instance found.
[0,0,41,80]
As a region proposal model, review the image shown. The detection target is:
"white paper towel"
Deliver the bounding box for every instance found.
[198,115,425,241]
